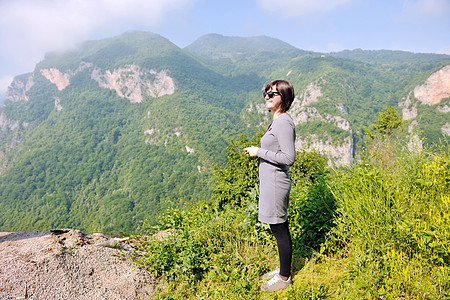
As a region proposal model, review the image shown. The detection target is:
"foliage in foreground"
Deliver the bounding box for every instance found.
[324,143,450,299]
[130,205,276,298]
[126,109,450,298]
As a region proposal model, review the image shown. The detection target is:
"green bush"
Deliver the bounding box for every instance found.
[289,150,336,256]
[318,109,450,298]
[325,146,450,298]
[212,133,261,209]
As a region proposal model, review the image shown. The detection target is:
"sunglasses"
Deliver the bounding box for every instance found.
[263,91,280,98]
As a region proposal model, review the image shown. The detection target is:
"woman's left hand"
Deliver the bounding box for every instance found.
[244,146,259,157]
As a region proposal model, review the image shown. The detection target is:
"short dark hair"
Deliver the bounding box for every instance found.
[265,80,295,112]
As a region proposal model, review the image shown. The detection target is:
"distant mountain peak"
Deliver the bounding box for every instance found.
[184,33,299,56]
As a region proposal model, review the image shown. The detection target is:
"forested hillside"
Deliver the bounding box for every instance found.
[0,31,448,234]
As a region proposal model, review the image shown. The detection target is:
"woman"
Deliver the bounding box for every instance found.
[244,79,296,292]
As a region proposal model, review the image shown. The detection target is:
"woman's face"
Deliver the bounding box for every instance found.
[264,86,283,113]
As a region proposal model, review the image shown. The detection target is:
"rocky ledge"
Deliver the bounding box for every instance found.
[0,229,156,299]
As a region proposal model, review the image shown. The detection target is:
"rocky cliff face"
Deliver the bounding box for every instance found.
[407,120,423,152]
[39,61,93,91]
[91,65,175,103]
[2,62,178,159]
[0,112,19,131]
[414,65,450,105]
[402,65,450,139]
[6,62,176,104]
[5,74,34,102]
[40,68,71,90]
[399,94,418,121]
[290,82,354,166]
[295,135,354,166]
[442,123,450,136]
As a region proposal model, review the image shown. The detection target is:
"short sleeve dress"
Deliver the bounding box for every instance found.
[256,113,296,224]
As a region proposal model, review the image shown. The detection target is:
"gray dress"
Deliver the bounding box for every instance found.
[256,113,296,224]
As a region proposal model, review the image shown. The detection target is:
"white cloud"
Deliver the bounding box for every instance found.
[400,0,450,19]
[0,0,198,77]
[437,45,450,55]
[256,0,355,17]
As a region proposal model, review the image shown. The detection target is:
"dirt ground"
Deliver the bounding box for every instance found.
[0,229,157,299]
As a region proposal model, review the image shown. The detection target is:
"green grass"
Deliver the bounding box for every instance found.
[323,141,450,298]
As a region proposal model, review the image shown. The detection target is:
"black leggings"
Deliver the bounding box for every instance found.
[270,221,292,278]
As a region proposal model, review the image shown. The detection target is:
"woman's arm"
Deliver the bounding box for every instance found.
[257,118,295,166]
[244,118,296,166]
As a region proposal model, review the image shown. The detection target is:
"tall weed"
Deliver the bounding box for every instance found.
[326,145,450,297]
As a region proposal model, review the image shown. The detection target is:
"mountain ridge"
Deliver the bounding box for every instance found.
[184,33,302,55]
[0,30,449,234]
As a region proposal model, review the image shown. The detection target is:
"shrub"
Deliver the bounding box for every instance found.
[212,133,262,209]
[289,150,336,256]
[325,147,450,297]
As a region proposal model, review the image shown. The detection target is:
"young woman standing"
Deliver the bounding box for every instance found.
[244,79,296,292]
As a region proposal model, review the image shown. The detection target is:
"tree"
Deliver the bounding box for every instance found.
[364,106,406,168]
[373,106,404,138]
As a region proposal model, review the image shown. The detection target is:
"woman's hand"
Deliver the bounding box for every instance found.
[244,146,259,158]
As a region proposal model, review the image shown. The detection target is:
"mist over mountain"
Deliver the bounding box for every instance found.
[1,31,449,234]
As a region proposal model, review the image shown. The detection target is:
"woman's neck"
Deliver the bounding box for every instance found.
[272,110,285,119]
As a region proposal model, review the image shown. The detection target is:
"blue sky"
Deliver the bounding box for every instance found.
[0,0,449,94]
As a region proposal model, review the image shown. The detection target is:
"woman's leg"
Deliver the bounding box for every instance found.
[270,221,292,278]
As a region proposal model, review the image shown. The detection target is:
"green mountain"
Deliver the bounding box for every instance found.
[184,34,310,76]
[1,31,449,234]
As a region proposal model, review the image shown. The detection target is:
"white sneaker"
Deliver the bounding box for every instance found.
[260,274,292,292]
[261,267,279,280]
